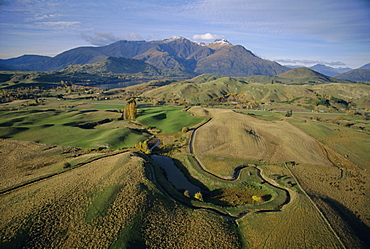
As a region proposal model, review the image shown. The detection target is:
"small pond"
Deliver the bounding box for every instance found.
[151,155,201,195]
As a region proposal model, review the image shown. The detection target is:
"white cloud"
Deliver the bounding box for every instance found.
[81,31,143,46]
[37,21,81,30]
[33,14,62,21]
[192,33,221,40]
[39,21,80,26]
[188,0,370,43]
[275,59,346,66]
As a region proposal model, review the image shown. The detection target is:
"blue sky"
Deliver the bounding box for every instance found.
[1,0,369,68]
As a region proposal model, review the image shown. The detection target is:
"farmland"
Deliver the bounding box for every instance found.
[0,98,202,149]
[0,77,369,248]
[185,107,369,248]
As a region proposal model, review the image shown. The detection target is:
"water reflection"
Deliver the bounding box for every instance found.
[151,155,200,195]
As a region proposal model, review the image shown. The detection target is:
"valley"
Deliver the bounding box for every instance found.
[0,69,369,248]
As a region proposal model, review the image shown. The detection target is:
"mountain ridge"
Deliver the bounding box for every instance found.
[334,69,370,82]
[0,37,288,77]
[309,64,352,76]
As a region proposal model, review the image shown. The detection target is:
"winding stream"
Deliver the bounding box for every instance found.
[150,155,201,195]
[147,114,291,220]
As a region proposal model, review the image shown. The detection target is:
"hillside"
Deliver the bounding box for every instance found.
[334,69,370,82]
[63,57,161,75]
[0,55,52,71]
[195,45,286,76]
[0,37,288,77]
[137,72,369,111]
[276,67,341,83]
[359,63,370,69]
[0,140,240,248]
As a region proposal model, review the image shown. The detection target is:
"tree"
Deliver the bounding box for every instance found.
[123,99,137,119]
[135,141,150,154]
[285,110,293,117]
[194,192,203,201]
[252,195,261,202]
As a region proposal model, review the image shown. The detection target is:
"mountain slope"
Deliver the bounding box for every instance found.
[0,55,52,71]
[195,45,287,76]
[63,57,160,74]
[309,64,352,76]
[334,69,370,82]
[0,37,288,77]
[359,63,370,69]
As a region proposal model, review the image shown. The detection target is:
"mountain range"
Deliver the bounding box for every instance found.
[0,37,288,77]
[309,64,352,76]
[1,37,369,81]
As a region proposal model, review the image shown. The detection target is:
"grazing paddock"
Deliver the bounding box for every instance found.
[187,107,369,248]
[189,107,332,171]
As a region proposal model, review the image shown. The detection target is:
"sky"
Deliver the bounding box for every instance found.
[0,0,369,68]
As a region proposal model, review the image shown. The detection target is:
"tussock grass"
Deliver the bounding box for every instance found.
[0,149,241,248]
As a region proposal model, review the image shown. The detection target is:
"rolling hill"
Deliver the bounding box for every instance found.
[137,72,369,110]
[0,139,240,248]
[334,69,370,82]
[275,67,341,83]
[0,37,288,77]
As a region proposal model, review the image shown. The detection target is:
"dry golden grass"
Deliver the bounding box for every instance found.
[287,162,370,248]
[189,107,332,170]
[197,155,248,177]
[0,139,97,190]
[238,164,344,249]
[0,142,241,248]
[188,107,369,248]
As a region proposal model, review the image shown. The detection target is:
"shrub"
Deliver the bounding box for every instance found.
[63,162,72,168]
[194,192,203,201]
[252,195,261,202]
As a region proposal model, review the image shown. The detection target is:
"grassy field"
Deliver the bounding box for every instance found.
[189,107,333,166]
[0,99,203,149]
[285,113,370,170]
[0,141,241,248]
[186,107,369,248]
[137,105,204,134]
[1,88,368,248]
[286,161,370,248]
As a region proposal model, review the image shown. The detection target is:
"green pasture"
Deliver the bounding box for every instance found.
[137,105,204,134]
[235,110,282,121]
[0,101,204,149]
[167,154,288,216]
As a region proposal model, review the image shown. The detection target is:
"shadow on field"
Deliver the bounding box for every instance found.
[0,127,29,138]
[171,158,209,191]
[321,196,370,248]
